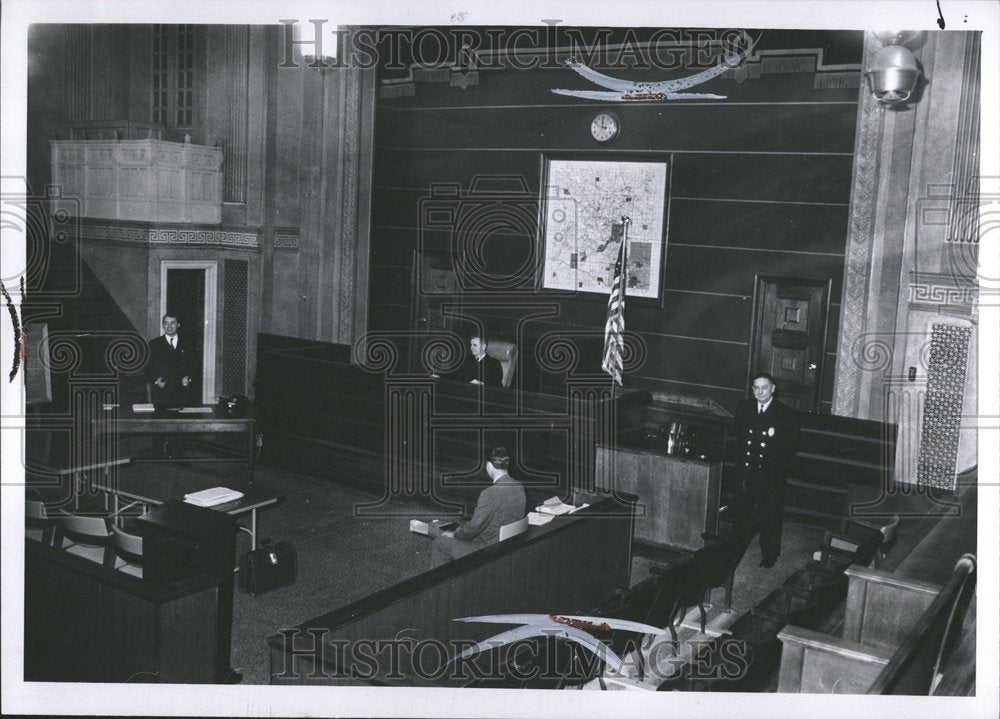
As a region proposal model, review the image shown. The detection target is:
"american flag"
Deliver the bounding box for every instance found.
[601,219,629,385]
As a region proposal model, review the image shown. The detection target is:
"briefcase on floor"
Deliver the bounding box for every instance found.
[239,539,297,596]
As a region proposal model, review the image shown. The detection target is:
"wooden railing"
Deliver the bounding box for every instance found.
[777,554,976,694]
[268,492,635,686]
[24,540,224,683]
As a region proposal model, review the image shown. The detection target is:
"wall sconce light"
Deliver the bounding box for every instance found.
[864,31,924,106]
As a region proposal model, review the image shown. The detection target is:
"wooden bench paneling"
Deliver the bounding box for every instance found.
[25,540,222,683]
[268,493,635,686]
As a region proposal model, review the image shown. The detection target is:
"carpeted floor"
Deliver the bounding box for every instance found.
[227,465,826,685]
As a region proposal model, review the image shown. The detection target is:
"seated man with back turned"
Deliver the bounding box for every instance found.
[145,312,194,409]
[429,446,526,567]
[455,335,503,386]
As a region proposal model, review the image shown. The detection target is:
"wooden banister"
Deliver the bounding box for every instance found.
[867,554,976,695]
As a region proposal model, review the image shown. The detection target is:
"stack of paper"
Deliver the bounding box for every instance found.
[132,403,155,413]
[535,496,575,516]
[527,511,555,526]
[178,406,214,413]
[409,519,455,537]
[183,487,244,507]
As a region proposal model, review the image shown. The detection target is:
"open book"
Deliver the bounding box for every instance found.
[183,486,244,507]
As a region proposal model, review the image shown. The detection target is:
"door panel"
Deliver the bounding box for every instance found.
[749,276,832,411]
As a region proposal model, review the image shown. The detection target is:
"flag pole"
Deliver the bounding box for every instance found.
[610,216,631,395]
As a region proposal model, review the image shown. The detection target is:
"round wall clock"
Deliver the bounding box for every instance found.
[590,112,620,143]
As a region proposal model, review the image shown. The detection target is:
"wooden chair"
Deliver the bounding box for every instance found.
[110,525,144,578]
[700,530,755,611]
[848,514,900,567]
[55,512,114,567]
[485,340,517,387]
[26,500,57,545]
[498,516,529,542]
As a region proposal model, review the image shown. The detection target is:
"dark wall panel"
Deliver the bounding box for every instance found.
[369,32,859,412]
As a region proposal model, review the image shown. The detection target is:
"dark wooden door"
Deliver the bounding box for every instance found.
[166,269,205,401]
[409,251,462,374]
[748,275,832,411]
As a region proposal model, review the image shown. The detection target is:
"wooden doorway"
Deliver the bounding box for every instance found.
[159,261,217,404]
[409,251,463,374]
[748,275,832,411]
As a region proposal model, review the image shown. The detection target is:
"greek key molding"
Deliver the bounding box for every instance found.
[908,272,978,315]
[76,220,259,249]
[273,232,300,251]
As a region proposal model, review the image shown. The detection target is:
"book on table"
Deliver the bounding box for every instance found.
[183,486,244,507]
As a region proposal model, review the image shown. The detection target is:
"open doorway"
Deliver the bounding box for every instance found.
[160,261,217,404]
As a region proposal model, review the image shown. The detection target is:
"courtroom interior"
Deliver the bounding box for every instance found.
[18,22,982,696]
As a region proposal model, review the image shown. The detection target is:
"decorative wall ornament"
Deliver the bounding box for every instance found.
[549,34,759,101]
[378,42,861,99]
[832,38,885,417]
[907,272,978,316]
[916,323,972,490]
[273,231,300,251]
[222,260,249,395]
[75,220,259,249]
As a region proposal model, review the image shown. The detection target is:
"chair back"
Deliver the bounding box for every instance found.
[61,513,111,542]
[485,340,518,387]
[111,525,144,578]
[26,500,56,545]
[880,514,901,544]
[499,516,529,542]
[26,500,48,520]
[58,512,113,566]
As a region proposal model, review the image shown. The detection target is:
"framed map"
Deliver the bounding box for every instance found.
[539,155,669,301]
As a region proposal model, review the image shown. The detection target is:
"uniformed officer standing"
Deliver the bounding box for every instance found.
[732,372,800,568]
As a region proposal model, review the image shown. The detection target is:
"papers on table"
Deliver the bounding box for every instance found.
[409,519,456,538]
[528,511,555,526]
[183,486,244,507]
[536,496,575,516]
[132,403,155,412]
[177,406,214,413]
[530,498,590,524]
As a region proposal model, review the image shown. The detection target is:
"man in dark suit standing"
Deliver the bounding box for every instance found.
[732,372,799,568]
[429,446,526,567]
[146,313,194,409]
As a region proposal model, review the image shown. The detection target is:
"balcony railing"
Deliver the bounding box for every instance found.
[50,138,223,224]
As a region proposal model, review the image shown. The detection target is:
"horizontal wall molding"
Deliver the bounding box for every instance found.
[370,187,850,209]
[374,146,856,157]
[377,101,860,112]
[73,219,260,250]
[672,196,849,208]
[669,242,844,257]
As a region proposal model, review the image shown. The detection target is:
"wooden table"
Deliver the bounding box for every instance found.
[27,456,133,509]
[93,405,255,482]
[91,465,282,549]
